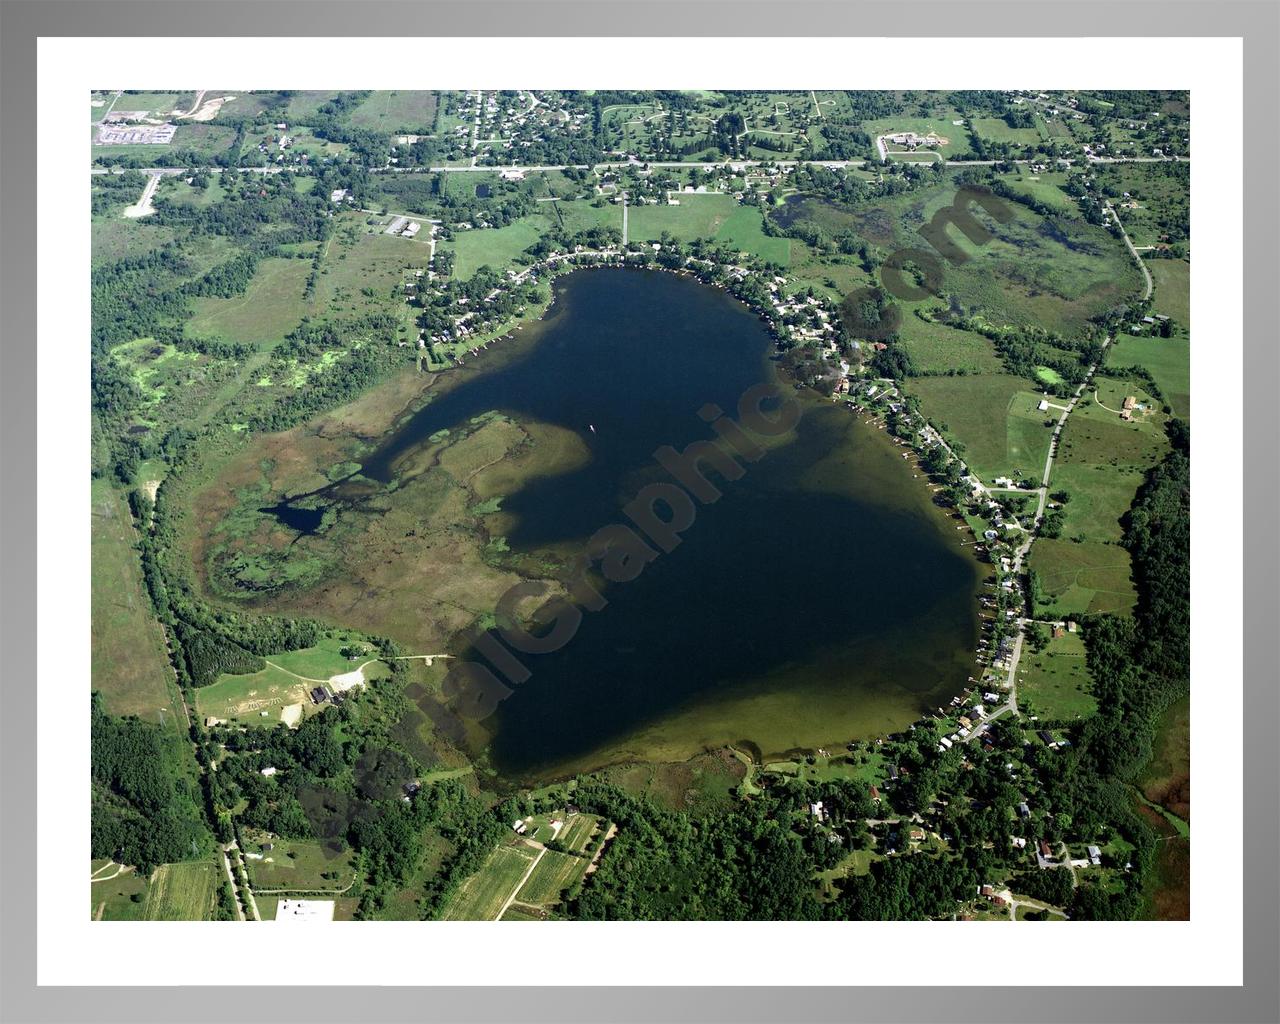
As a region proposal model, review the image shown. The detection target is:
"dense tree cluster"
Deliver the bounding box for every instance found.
[91,695,211,872]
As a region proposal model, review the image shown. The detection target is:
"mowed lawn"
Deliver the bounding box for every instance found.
[194,637,386,725]
[186,255,315,348]
[1015,630,1098,721]
[443,215,550,280]
[908,374,1055,483]
[440,842,539,920]
[91,479,182,728]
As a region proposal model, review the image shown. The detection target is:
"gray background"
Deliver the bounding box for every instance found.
[1,2,1276,1021]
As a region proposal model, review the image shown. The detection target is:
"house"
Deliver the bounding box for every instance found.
[1087,844,1102,866]
[1038,840,1053,858]
[1018,801,1031,819]
[310,686,330,704]
[1037,730,1055,745]
[1011,836,1027,849]
[260,766,278,777]
[869,785,881,802]
[1037,399,1049,412]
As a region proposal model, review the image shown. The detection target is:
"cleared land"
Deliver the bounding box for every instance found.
[243,837,359,892]
[1015,630,1097,721]
[908,375,1055,484]
[440,842,540,920]
[187,255,316,347]
[141,859,222,920]
[1029,376,1168,616]
[628,194,791,265]
[91,478,181,728]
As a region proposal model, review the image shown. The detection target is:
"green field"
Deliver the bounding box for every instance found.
[628,193,792,265]
[440,842,539,920]
[91,863,150,920]
[1015,630,1098,721]
[187,256,316,347]
[896,316,1005,375]
[243,837,359,892]
[443,216,549,280]
[998,172,1080,215]
[194,636,386,725]
[91,479,182,728]
[861,116,974,158]
[1029,375,1170,616]
[970,116,1046,146]
[1111,259,1190,418]
[908,374,1055,483]
[347,90,439,133]
[1029,538,1137,617]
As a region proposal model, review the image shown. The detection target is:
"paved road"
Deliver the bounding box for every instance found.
[90,154,1185,177]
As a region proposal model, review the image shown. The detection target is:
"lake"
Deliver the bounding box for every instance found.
[272,268,984,779]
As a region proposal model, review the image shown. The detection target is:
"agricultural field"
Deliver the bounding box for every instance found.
[440,842,540,921]
[1015,629,1098,722]
[511,849,589,906]
[91,478,182,728]
[136,859,223,921]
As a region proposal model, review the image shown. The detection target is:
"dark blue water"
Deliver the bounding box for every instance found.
[270,269,982,777]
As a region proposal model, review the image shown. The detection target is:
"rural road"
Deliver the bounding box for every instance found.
[1107,199,1154,300]
[89,154,1186,178]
